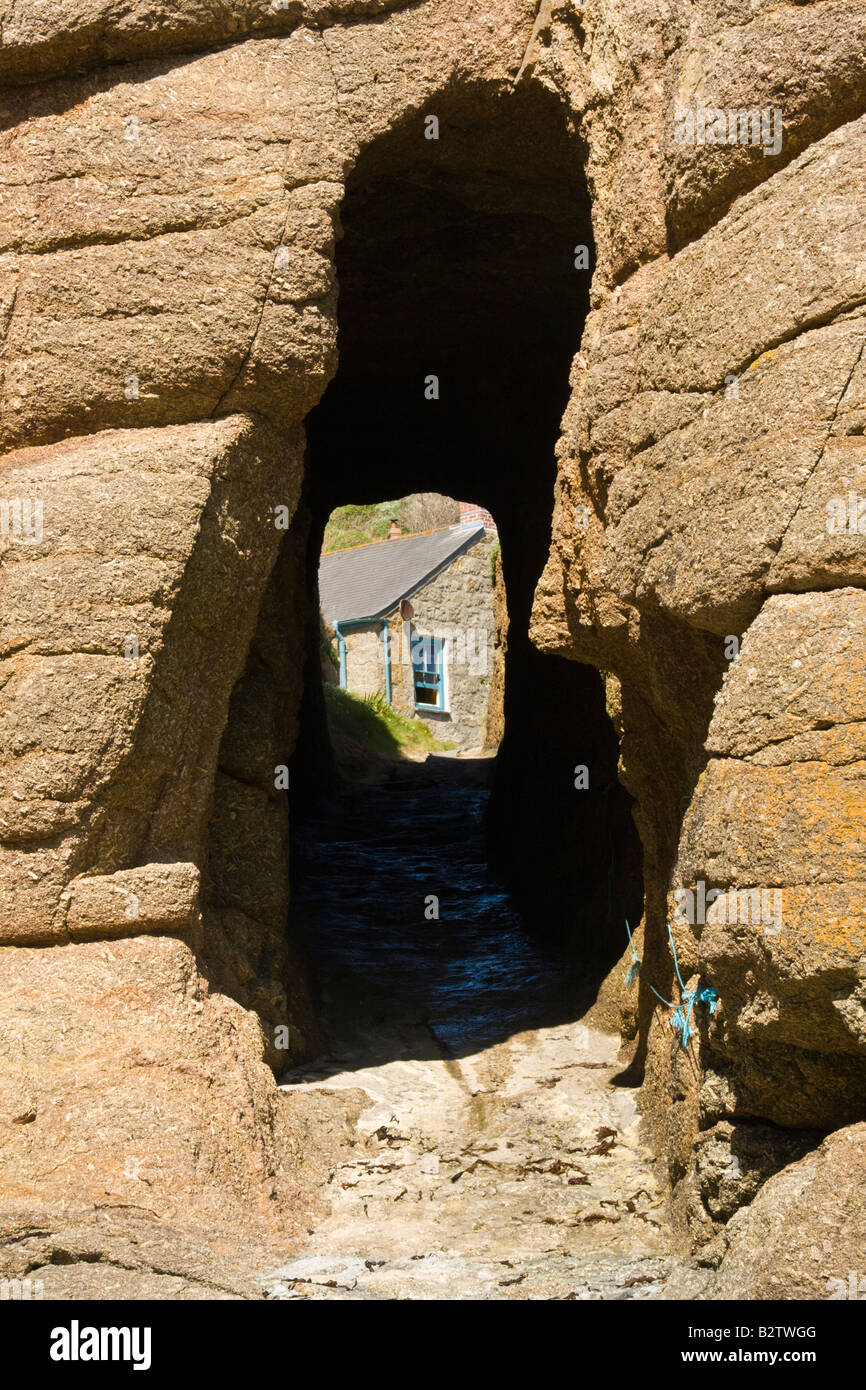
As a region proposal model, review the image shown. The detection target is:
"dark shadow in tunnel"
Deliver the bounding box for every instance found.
[286,81,645,1069]
[287,755,602,1079]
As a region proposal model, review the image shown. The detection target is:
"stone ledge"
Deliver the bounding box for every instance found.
[65,862,201,941]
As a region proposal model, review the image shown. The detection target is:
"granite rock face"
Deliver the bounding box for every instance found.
[0,0,864,1293]
[530,9,866,1266]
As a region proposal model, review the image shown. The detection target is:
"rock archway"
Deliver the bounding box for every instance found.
[201,79,644,1069]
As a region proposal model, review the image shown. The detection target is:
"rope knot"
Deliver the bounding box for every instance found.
[645,924,720,1049]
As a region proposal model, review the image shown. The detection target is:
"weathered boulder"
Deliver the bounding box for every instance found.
[662,0,866,245]
[712,1123,866,1300]
[0,933,357,1296]
[0,414,301,941]
[0,0,430,85]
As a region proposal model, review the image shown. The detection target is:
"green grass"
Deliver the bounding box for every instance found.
[324,684,454,770]
[322,501,400,553]
[323,496,461,552]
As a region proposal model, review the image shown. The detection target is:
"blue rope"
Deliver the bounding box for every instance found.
[624,918,640,987]
[648,922,718,1049]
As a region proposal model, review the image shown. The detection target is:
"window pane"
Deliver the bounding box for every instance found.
[412,635,443,708]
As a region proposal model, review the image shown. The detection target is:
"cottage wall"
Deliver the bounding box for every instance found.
[343,622,387,699]
[394,532,498,753]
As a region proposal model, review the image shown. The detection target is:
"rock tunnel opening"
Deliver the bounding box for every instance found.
[205,81,644,1071]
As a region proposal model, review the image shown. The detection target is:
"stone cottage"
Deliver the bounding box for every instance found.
[319,504,499,752]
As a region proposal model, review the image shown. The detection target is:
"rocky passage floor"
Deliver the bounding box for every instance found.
[263,759,685,1300]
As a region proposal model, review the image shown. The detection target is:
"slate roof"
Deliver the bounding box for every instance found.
[319,525,486,624]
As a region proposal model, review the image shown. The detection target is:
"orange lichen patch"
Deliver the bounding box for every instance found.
[699,883,866,980]
[746,345,780,373]
[690,760,866,886]
[769,883,866,967]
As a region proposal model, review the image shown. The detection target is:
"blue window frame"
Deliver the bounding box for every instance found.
[412,635,446,710]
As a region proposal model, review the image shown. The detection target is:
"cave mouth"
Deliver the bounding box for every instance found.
[205,79,644,1071]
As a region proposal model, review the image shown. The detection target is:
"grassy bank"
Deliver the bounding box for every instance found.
[324,684,454,778]
[322,502,399,553]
